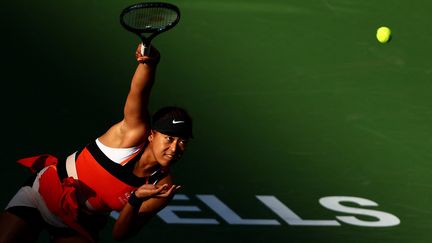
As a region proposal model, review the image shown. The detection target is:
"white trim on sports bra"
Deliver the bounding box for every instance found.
[95,138,143,164]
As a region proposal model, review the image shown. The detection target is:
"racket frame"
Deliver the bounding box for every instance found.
[120,2,181,55]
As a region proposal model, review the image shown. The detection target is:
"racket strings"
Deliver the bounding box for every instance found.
[123,8,178,31]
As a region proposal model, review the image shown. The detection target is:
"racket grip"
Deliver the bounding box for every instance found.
[141,43,151,56]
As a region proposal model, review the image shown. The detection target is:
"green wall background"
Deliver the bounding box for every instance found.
[1,0,432,242]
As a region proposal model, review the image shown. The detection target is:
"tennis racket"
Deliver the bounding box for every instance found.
[120,2,181,56]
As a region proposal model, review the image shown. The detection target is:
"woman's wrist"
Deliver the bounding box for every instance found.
[128,191,145,208]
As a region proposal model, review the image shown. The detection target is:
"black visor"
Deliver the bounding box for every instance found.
[151,107,193,138]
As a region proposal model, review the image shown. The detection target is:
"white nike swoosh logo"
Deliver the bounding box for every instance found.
[172,120,185,124]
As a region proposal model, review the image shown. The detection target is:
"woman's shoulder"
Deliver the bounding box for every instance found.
[157,169,174,185]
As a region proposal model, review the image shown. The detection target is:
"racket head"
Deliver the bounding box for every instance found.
[120,2,180,35]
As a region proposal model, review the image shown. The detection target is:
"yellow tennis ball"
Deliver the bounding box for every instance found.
[376,26,392,43]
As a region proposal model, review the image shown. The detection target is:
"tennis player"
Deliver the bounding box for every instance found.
[0,44,192,243]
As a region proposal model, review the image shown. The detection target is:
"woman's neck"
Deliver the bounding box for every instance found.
[133,147,160,177]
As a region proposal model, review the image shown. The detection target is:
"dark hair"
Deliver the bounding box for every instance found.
[151,106,193,138]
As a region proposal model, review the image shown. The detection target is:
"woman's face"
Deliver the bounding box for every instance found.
[149,130,188,167]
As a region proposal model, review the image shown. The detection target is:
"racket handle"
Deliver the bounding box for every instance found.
[141,43,151,56]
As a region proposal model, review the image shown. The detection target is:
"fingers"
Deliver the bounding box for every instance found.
[135,183,181,199]
[156,184,182,198]
[135,183,166,198]
[155,184,168,193]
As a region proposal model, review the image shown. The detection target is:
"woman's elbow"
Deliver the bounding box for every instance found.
[112,232,127,241]
[112,228,135,241]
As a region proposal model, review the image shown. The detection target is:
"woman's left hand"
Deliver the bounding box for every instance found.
[134,183,181,200]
